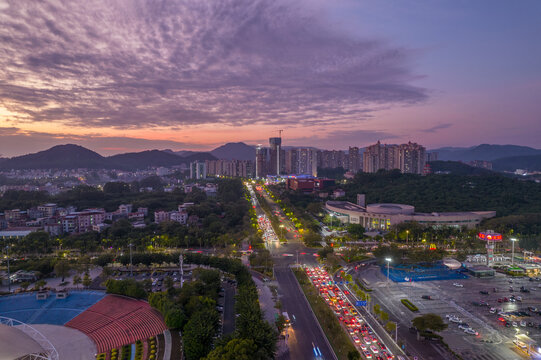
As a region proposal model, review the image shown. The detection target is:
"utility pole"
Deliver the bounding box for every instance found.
[296,250,299,266]
[395,323,399,343]
[128,243,133,277]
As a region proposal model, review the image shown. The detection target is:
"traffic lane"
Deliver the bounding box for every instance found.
[222,283,235,335]
[275,266,335,360]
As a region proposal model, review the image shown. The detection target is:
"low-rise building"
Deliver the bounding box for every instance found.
[326,195,496,230]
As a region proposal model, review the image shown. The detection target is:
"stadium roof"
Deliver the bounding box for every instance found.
[0,324,45,359]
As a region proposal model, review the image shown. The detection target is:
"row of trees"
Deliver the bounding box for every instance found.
[113,253,276,360]
[7,178,254,254]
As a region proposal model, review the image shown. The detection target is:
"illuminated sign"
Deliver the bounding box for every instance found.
[478,232,502,241]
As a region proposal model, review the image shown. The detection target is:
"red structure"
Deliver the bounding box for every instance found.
[66,295,167,352]
[478,230,502,265]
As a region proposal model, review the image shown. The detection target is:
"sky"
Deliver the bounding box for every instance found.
[0,0,540,157]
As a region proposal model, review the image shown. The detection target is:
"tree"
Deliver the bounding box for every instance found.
[73,274,82,288]
[373,303,381,316]
[165,308,186,329]
[205,338,258,360]
[54,260,71,282]
[34,280,47,291]
[103,182,131,194]
[82,273,92,288]
[164,276,174,290]
[347,224,365,239]
[183,309,220,360]
[380,311,389,322]
[412,313,448,333]
[347,350,361,360]
[19,281,30,291]
[275,314,286,334]
[385,321,397,333]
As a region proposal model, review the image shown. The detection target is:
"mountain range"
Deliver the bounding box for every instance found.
[429,144,541,172]
[430,144,541,162]
[1,142,540,171]
[0,144,216,171]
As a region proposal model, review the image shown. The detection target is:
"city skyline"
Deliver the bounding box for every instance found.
[1,0,540,157]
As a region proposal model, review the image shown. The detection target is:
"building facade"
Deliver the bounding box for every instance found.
[326,200,496,230]
[363,141,426,174]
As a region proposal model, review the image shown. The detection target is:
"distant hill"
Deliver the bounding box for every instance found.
[0,144,106,169]
[181,152,217,163]
[492,154,541,172]
[428,160,494,175]
[432,144,541,162]
[210,142,255,161]
[107,150,216,170]
[107,150,188,169]
[0,145,217,170]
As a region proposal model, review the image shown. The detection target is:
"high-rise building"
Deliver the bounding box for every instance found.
[190,161,207,179]
[206,160,254,178]
[297,148,318,176]
[363,141,425,174]
[397,142,426,174]
[319,150,347,169]
[255,145,268,178]
[348,147,361,173]
[269,137,282,175]
[285,148,298,174]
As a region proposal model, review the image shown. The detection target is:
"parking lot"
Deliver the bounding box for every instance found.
[359,265,539,360]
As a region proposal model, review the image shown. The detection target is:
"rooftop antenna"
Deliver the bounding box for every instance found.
[278,129,283,138]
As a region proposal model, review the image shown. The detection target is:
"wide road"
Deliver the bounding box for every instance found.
[248,183,335,360]
[275,264,335,360]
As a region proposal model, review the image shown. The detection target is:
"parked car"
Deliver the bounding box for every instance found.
[464,328,478,335]
[480,290,489,295]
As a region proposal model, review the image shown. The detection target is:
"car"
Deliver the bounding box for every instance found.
[497,298,503,303]
[520,321,527,327]
[453,283,463,287]
[516,296,523,301]
[421,295,432,300]
[449,316,461,323]
[352,335,360,344]
[512,322,518,327]
[370,345,379,353]
[364,337,372,344]
[458,324,471,331]
[489,308,496,314]
[364,351,373,358]
[360,344,368,351]
[464,328,478,335]
[528,306,538,312]
[480,290,489,295]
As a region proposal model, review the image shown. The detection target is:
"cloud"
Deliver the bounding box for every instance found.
[0,127,203,157]
[0,0,426,129]
[421,123,452,133]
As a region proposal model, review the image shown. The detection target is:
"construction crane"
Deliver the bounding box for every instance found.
[278,129,283,138]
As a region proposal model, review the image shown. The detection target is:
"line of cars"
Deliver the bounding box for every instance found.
[305,266,394,360]
[445,314,479,336]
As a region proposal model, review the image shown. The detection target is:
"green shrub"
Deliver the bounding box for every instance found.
[401,298,419,312]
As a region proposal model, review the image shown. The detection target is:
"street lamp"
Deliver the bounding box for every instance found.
[510,238,517,267]
[406,230,409,246]
[385,257,392,286]
[329,213,334,229]
[279,224,285,239]
[5,245,11,293]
